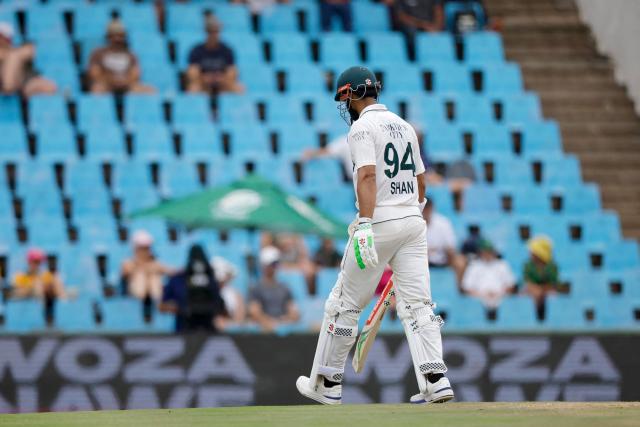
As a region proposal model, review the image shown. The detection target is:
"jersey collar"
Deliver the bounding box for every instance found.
[359,103,387,118]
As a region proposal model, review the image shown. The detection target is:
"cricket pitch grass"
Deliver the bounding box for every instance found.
[1,402,639,427]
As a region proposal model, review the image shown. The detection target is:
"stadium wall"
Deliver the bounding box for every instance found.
[577,0,640,115]
[0,333,639,412]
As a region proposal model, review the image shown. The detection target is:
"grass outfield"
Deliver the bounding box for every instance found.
[1,403,639,427]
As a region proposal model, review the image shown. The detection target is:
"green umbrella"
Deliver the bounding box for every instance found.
[131,175,349,238]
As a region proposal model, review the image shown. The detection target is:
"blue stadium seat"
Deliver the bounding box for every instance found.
[130,125,174,160]
[129,33,169,64]
[36,62,79,95]
[276,270,308,302]
[455,95,494,123]
[353,2,389,33]
[554,245,590,273]
[430,268,458,300]
[441,296,487,329]
[501,92,542,124]
[462,185,501,214]
[416,33,456,63]
[84,123,126,160]
[124,94,164,126]
[151,312,175,332]
[604,241,640,272]
[545,295,590,329]
[172,94,211,125]
[178,123,221,160]
[472,124,511,156]
[427,185,455,216]
[510,187,551,215]
[64,161,105,195]
[238,63,276,94]
[101,297,146,331]
[54,300,96,332]
[74,4,112,39]
[28,215,68,248]
[217,94,258,123]
[5,300,45,332]
[319,33,360,68]
[381,65,422,95]
[264,95,305,125]
[521,121,562,156]
[223,33,265,66]
[0,123,28,161]
[260,5,298,33]
[26,6,65,37]
[302,158,344,190]
[79,37,104,69]
[173,32,203,69]
[365,33,407,65]
[494,296,538,329]
[71,184,112,218]
[406,94,447,124]
[214,4,252,32]
[594,297,637,329]
[77,94,117,131]
[541,155,581,187]
[317,267,338,298]
[166,3,204,37]
[112,160,153,192]
[582,212,622,244]
[222,125,271,158]
[423,123,463,161]
[562,183,601,214]
[32,35,74,69]
[75,215,119,247]
[493,158,532,186]
[29,95,68,130]
[35,123,78,161]
[159,159,202,198]
[274,123,317,157]
[118,4,158,34]
[310,98,345,129]
[430,63,472,93]
[482,63,523,94]
[117,186,160,216]
[269,33,311,65]
[464,31,504,63]
[0,96,22,122]
[621,270,640,300]
[283,63,327,95]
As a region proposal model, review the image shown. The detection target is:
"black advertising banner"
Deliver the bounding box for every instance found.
[0,333,639,413]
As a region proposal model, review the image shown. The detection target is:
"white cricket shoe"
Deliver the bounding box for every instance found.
[410,377,454,404]
[296,376,342,405]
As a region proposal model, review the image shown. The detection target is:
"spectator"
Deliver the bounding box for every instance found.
[232,0,291,15]
[263,232,316,294]
[461,238,515,309]
[302,134,352,179]
[320,0,353,32]
[121,230,172,303]
[88,20,155,94]
[160,245,227,333]
[186,16,244,94]
[11,248,67,326]
[211,256,246,326]
[313,238,342,268]
[248,246,300,332]
[391,0,444,59]
[423,198,466,283]
[444,158,476,194]
[523,235,559,320]
[0,22,56,97]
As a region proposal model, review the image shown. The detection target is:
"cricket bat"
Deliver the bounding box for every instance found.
[352,277,394,373]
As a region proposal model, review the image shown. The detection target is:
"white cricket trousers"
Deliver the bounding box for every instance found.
[327,215,432,312]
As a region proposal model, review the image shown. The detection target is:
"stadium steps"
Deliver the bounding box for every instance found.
[486,0,640,240]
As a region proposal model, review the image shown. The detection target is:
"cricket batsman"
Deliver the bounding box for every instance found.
[296,66,454,405]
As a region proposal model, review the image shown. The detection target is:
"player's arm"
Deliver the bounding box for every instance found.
[417,172,426,204]
[356,165,376,219]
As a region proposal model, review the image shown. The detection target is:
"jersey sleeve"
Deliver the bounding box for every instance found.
[348,122,376,170]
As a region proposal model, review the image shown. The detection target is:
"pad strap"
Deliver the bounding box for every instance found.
[326,321,358,338]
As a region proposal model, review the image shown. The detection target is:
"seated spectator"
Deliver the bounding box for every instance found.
[88,20,155,94]
[186,16,243,94]
[263,232,316,294]
[121,230,172,303]
[320,0,353,32]
[0,22,56,97]
[443,0,497,34]
[302,134,352,179]
[248,246,300,332]
[11,248,67,326]
[423,198,466,283]
[390,0,444,59]
[314,238,342,268]
[160,245,227,333]
[523,235,559,320]
[461,238,515,309]
[444,158,476,194]
[232,0,291,14]
[211,256,246,326]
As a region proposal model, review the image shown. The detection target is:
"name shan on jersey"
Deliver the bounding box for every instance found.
[390,180,415,195]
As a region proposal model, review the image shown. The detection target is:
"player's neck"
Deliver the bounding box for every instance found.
[351,97,378,116]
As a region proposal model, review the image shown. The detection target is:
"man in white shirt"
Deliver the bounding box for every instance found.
[423,198,466,283]
[302,134,353,179]
[462,238,515,309]
[296,66,453,406]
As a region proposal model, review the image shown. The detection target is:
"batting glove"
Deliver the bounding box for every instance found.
[352,217,378,270]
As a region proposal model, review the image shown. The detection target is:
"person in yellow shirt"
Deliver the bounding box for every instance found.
[12,248,66,300]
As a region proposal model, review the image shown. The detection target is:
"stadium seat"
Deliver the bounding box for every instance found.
[112,160,154,192]
[222,33,265,66]
[462,185,501,214]
[319,33,360,68]
[84,123,126,160]
[26,6,65,37]
[353,2,389,33]
[129,33,170,65]
[594,297,637,329]
[5,300,45,332]
[493,158,533,186]
[260,5,298,33]
[562,183,601,214]
[222,125,271,158]
[406,94,447,124]
[269,33,311,65]
[214,4,252,33]
[173,33,204,69]
[54,299,96,332]
[159,159,202,198]
[117,186,160,216]
[64,160,105,195]
[511,187,551,215]
[482,63,523,94]
[545,295,590,329]
[238,64,277,94]
[130,125,174,160]
[218,94,259,124]
[74,4,112,39]
[317,267,339,298]
[0,123,28,161]
[455,95,494,123]
[430,268,458,300]
[381,65,422,95]
[427,185,455,216]
[521,121,562,156]
[365,33,407,65]
[172,94,211,125]
[441,296,487,329]
[75,215,119,247]
[166,3,204,37]
[28,214,68,248]
[464,31,504,63]
[501,92,542,124]
[36,62,79,95]
[0,96,22,122]
[118,4,158,34]
[100,297,146,331]
[416,33,456,63]
[582,212,622,244]
[423,123,463,161]
[178,123,221,159]
[274,123,318,157]
[29,95,68,130]
[541,155,582,187]
[430,63,472,93]
[604,241,640,272]
[35,123,78,161]
[494,296,538,329]
[76,94,118,131]
[283,63,328,95]
[472,125,511,156]
[264,95,306,125]
[124,94,164,126]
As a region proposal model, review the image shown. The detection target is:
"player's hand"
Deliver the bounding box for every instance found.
[352,218,378,269]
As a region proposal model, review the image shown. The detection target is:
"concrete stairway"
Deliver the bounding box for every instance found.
[484,0,640,239]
